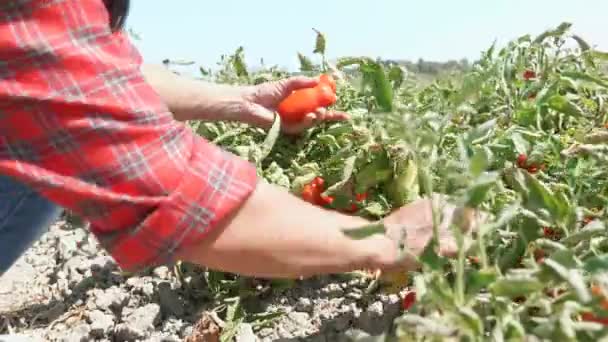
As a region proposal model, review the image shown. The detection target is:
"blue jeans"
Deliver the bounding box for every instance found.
[0,174,63,274]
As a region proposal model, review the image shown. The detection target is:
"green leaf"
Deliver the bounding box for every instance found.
[387,156,419,206]
[469,147,490,177]
[419,240,447,271]
[587,50,608,61]
[583,254,608,274]
[231,46,249,78]
[466,268,498,299]
[362,62,394,112]
[533,22,572,44]
[220,297,246,342]
[541,259,591,303]
[256,114,281,164]
[511,132,530,155]
[561,71,608,89]
[297,52,315,72]
[464,172,499,207]
[489,274,544,298]
[466,119,497,145]
[547,95,586,117]
[521,170,570,221]
[572,34,591,51]
[312,28,326,55]
[342,222,386,240]
[355,151,392,192]
[388,65,405,89]
[457,307,484,336]
[561,220,605,246]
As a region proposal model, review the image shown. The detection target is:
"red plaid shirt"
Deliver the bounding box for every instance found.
[0,1,257,271]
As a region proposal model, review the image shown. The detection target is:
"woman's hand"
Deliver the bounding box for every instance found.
[365,195,485,272]
[241,76,350,134]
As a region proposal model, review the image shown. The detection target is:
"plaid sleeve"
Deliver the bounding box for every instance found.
[0,0,258,271]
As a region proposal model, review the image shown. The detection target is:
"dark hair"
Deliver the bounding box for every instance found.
[104,0,130,32]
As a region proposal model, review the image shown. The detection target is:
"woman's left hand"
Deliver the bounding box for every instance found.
[241,76,350,135]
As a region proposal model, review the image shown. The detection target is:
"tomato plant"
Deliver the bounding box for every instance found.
[184,22,608,340]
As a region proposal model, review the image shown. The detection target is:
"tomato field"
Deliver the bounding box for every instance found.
[171,22,608,341]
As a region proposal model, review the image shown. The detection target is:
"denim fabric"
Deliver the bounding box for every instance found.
[0,175,63,274]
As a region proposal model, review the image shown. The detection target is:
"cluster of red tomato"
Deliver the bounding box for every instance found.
[580,285,608,325]
[300,176,368,213]
[516,153,545,174]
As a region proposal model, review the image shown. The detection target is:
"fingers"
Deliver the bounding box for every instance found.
[280,76,319,95]
[314,107,351,122]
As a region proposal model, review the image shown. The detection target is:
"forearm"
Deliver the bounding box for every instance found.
[175,181,397,279]
[141,64,252,122]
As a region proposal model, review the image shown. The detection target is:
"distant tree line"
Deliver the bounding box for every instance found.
[382,58,472,75]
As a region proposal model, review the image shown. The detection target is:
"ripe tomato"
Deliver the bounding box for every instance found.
[543,226,560,240]
[527,165,539,174]
[581,312,608,325]
[468,256,480,265]
[517,154,527,168]
[402,291,416,311]
[523,69,536,80]
[301,184,318,204]
[311,176,325,188]
[319,74,336,93]
[355,192,368,202]
[277,78,337,123]
[320,194,334,206]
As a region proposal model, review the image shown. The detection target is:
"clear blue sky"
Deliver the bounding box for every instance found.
[128,0,608,72]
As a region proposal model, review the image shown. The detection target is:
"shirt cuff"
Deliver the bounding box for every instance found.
[99,135,258,272]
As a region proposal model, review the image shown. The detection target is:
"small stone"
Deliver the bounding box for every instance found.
[89,256,114,270]
[122,303,160,338]
[321,283,344,297]
[367,301,384,316]
[235,323,258,342]
[287,311,312,328]
[142,282,155,297]
[332,314,353,331]
[93,287,128,312]
[295,298,312,312]
[126,277,143,288]
[59,323,91,342]
[88,309,115,337]
[40,302,66,322]
[153,266,171,279]
[114,323,143,342]
[346,292,362,300]
[158,282,185,317]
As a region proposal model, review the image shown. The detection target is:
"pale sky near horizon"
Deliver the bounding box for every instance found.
[127,1,608,72]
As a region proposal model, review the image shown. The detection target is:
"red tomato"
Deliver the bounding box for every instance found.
[301,184,317,204]
[311,176,325,188]
[402,291,416,311]
[523,70,536,80]
[277,83,337,123]
[468,256,480,264]
[319,74,336,93]
[517,154,527,168]
[320,194,334,206]
[355,192,368,202]
[581,312,608,325]
[527,165,539,174]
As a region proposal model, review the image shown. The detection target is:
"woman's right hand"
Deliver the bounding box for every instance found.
[367,195,484,272]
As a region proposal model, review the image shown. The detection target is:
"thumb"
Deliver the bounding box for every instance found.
[278,76,319,97]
